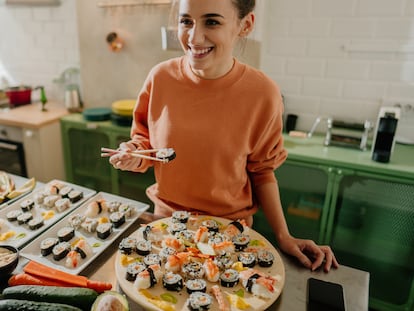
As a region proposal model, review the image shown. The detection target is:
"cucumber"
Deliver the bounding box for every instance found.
[0,299,82,311]
[1,285,98,311]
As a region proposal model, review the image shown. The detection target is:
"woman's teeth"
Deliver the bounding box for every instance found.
[191,47,213,56]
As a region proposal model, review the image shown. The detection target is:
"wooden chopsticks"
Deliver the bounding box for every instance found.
[100,147,175,163]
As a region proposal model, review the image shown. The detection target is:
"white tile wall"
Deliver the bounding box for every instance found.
[0,0,79,101]
[1,0,413,136]
[261,0,414,133]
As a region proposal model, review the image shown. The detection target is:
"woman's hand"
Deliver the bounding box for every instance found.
[278,235,339,272]
[109,142,142,171]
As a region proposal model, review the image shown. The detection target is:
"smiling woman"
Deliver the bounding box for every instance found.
[107,0,339,274]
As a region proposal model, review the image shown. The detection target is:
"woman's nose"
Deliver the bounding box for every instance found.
[188,25,204,44]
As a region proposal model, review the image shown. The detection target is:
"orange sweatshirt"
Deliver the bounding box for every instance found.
[129,56,287,220]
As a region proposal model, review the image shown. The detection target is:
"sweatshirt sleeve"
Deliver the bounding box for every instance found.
[247,86,287,187]
[127,74,154,172]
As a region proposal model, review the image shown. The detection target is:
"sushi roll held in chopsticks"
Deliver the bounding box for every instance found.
[155,148,176,163]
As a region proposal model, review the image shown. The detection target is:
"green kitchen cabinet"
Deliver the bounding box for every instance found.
[60,113,155,208]
[261,134,414,311]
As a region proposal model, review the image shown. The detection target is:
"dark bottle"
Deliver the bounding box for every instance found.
[372,116,398,163]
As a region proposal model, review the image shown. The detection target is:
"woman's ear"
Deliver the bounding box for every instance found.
[239,12,255,37]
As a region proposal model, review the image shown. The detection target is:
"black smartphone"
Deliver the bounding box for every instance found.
[307,277,346,311]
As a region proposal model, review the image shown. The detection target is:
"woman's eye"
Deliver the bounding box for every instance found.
[179,18,193,26]
[205,19,220,26]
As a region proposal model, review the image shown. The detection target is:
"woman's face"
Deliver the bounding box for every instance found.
[177,0,253,79]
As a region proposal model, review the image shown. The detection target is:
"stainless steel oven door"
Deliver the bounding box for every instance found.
[0,139,27,176]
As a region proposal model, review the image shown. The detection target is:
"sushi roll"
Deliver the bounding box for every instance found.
[96,223,112,239]
[68,190,83,203]
[172,210,190,223]
[6,210,23,222]
[52,241,71,261]
[142,225,164,243]
[125,262,146,281]
[17,212,33,225]
[28,217,44,230]
[224,219,249,238]
[143,253,162,267]
[203,258,220,282]
[134,264,162,289]
[167,222,187,235]
[162,237,185,252]
[109,211,125,228]
[214,254,233,271]
[200,219,219,233]
[182,261,205,280]
[238,252,257,268]
[119,203,134,217]
[119,237,137,255]
[208,232,227,246]
[220,269,239,288]
[85,199,107,218]
[33,192,47,204]
[57,226,75,242]
[107,201,122,213]
[40,237,59,256]
[55,198,70,212]
[43,195,60,208]
[187,292,212,311]
[46,181,64,195]
[194,226,209,243]
[232,234,250,252]
[257,249,275,267]
[162,272,184,292]
[20,199,35,212]
[174,229,194,246]
[239,269,276,299]
[65,250,81,268]
[67,213,85,230]
[59,186,73,198]
[156,148,176,163]
[74,239,93,259]
[81,217,98,233]
[136,240,152,256]
[185,279,207,294]
[159,246,177,263]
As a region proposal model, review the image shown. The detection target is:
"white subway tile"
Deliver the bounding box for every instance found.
[269,75,303,95]
[312,0,356,17]
[289,18,331,37]
[319,98,381,121]
[261,55,286,74]
[266,18,290,37]
[332,19,376,37]
[375,19,414,38]
[387,83,414,98]
[308,39,347,57]
[303,78,342,97]
[32,7,52,21]
[283,95,320,114]
[370,62,414,82]
[43,21,64,35]
[326,60,370,79]
[356,0,405,17]
[267,38,307,56]
[287,59,325,76]
[269,0,311,17]
[343,81,387,100]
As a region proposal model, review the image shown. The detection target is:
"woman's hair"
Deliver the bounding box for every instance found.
[231,0,256,20]
[169,0,256,26]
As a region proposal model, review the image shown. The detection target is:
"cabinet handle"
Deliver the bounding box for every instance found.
[337,169,343,175]
[25,130,34,138]
[0,141,18,151]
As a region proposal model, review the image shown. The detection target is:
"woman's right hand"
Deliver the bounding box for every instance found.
[109,142,142,171]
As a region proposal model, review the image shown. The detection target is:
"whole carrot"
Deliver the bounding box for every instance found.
[8,273,71,287]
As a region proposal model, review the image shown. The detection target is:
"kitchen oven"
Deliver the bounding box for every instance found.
[0,124,27,176]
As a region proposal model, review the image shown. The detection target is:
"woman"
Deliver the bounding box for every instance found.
[109,0,338,272]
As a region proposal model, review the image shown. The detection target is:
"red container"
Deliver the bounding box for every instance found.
[5,86,32,107]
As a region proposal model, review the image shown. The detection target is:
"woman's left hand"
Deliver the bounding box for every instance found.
[278,235,339,272]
